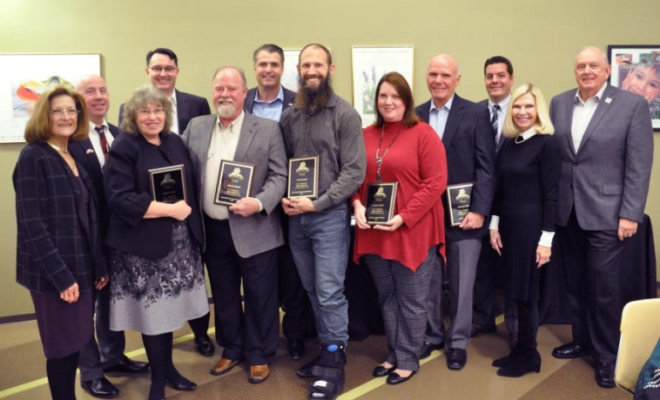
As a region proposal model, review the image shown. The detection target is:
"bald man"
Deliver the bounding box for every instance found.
[550,47,653,388]
[73,75,149,399]
[415,54,495,370]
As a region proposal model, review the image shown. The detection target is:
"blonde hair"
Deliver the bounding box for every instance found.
[502,84,554,138]
[120,85,173,135]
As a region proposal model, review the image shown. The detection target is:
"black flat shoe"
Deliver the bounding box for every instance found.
[165,377,197,391]
[551,342,589,359]
[194,333,215,357]
[288,338,306,360]
[103,356,150,374]
[419,341,444,360]
[372,365,396,377]
[386,370,416,385]
[80,377,119,399]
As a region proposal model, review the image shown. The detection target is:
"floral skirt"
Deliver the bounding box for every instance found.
[109,221,209,335]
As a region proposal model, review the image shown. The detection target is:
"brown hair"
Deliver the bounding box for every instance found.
[24,86,89,143]
[299,43,333,66]
[373,72,419,128]
[120,85,173,135]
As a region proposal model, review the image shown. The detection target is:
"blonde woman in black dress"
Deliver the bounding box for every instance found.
[489,84,560,377]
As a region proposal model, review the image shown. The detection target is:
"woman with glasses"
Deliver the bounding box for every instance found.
[13,86,108,400]
[104,85,208,400]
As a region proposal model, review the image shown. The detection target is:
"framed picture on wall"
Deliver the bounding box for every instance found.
[607,45,660,131]
[0,54,102,143]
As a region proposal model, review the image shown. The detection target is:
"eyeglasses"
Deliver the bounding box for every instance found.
[50,108,79,118]
[138,108,165,117]
[149,66,177,74]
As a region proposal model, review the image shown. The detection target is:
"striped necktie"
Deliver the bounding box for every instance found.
[95,126,109,159]
[491,104,500,143]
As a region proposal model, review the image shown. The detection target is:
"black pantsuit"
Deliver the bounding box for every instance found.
[557,209,624,364]
[204,217,280,366]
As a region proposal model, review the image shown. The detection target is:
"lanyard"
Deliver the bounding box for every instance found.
[375,124,403,182]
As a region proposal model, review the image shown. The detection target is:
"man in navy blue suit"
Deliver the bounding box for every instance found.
[73,75,149,399]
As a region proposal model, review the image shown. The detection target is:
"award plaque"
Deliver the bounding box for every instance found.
[149,164,187,204]
[365,182,398,225]
[446,182,474,227]
[214,160,255,206]
[288,156,319,199]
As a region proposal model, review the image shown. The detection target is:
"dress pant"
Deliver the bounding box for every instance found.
[79,285,126,381]
[426,237,481,350]
[557,209,625,364]
[363,248,439,371]
[288,203,350,345]
[204,217,279,366]
[472,235,518,333]
[279,217,316,340]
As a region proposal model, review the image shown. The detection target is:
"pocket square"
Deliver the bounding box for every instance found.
[86,149,95,154]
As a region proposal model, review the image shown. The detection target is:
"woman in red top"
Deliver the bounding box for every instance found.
[353,72,447,385]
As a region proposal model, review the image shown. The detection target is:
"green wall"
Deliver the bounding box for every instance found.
[1,0,659,318]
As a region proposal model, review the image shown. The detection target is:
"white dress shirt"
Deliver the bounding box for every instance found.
[571,83,607,152]
[488,94,511,144]
[170,90,179,134]
[87,120,115,168]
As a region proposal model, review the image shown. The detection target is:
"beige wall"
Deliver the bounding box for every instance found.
[1,0,659,317]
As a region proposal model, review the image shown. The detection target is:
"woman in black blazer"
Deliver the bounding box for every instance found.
[104,85,207,400]
[13,86,108,400]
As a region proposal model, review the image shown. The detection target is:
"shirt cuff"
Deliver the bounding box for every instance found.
[255,198,264,212]
[538,231,555,247]
[489,215,500,230]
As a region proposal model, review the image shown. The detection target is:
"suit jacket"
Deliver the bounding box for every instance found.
[13,143,107,293]
[68,123,120,231]
[477,98,505,153]
[549,84,653,230]
[243,86,297,115]
[415,94,496,240]
[104,132,204,259]
[182,112,288,258]
[119,89,211,134]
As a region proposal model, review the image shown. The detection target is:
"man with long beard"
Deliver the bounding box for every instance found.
[280,43,366,400]
[182,66,287,384]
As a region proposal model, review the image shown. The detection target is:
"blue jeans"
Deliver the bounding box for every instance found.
[288,202,350,344]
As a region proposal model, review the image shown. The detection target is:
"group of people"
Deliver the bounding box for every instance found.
[12,42,653,400]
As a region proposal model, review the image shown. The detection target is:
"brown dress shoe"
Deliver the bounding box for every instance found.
[210,358,242,376]
[248,364,270,384]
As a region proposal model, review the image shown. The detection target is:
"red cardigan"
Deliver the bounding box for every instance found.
[353,121,447,271]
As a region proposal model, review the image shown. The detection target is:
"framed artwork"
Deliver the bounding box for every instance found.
[608,45,660,131]
[0,54,102,143]
[351,46,414,128]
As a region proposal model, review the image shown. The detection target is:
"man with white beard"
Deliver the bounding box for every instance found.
[181,66,287,384]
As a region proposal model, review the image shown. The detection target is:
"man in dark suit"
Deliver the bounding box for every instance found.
[182,66,288,384]
[471,56,520,347]
[244,44,313,361]
[550,46,653,388]
[119,47,214,357]
[72,75,149,399]
[119,48,211,134]
[415,54,496,370]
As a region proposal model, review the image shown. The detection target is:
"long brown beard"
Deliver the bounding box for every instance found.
[296,75,333,114]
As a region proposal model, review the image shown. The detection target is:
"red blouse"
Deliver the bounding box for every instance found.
[353,121,447,271]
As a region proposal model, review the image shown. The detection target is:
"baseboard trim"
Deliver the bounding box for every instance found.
[0,313,36,325]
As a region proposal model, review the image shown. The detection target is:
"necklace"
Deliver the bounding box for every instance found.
[48,141,69,154]
[375,124,403,182]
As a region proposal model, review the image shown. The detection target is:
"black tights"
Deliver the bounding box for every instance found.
[46,352,80,400]
[188,312,210,338]
[142,332,185,400]
[515,299,539,354]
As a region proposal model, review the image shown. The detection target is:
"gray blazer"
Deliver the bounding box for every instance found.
[550,84,653,230]
[181,112,288,258]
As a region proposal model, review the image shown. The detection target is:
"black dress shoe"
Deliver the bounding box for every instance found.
[194,333,215,357]
[165,376,197,391]
[552,342,590,359]
[419,341,445,360]
[470,323,497,338]
[386,370,416,385]
[288,338,306,360]
[103,356,150,374]
[372,364,396,377]
[595,362,615,388]
[296,356,320,378]
[80,377,119,399]
[446,348,467,370]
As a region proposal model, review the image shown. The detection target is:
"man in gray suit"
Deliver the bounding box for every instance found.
[550,46,653,388]
[181,66,288,384]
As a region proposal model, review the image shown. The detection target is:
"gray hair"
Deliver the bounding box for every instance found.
[574,46,610,66]
[211,66,247,88]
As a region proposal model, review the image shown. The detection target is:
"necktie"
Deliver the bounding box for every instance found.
[95,126,109,159]
[491,104,501,142]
